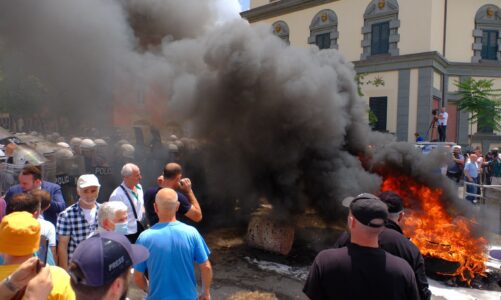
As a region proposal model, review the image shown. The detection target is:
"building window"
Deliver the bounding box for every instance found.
[315,33,331,49]
[308,9,338,50]
[271,21,290,45]
[361,0,400,60]
[370,97,388,132]
[473,5,501,63]
[371,22,390,55]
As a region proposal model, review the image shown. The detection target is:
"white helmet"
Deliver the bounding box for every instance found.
[80,138,96,150]
[13,145,46,165]
[70,137,82,148]
[94,139,107,147]
[57,142,71,149]
[170,135,178,141]
[121,144,135,158]
[168,143,179,152]
[117,139,129,146]
[55,148,74,159]
[35,144,55,155]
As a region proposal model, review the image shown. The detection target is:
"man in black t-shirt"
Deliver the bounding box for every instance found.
[303,193,419,300]
[144,162,202,226]
[333,191,431,300]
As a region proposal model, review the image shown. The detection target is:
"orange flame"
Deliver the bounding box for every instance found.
[382,175,488,284]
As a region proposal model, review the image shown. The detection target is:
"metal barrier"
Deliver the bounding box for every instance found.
[462,180,501,204]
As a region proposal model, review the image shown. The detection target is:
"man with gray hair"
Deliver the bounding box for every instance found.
[109,163,144,243]
[89,201,128,237]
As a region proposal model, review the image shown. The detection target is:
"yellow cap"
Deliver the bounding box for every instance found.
[0,211,40,256]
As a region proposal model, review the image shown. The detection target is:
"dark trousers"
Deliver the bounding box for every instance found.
[438,125,447,142]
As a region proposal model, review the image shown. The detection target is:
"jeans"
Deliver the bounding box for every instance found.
[465,177,478,203]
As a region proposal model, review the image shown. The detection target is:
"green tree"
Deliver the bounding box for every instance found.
[455,78,501,145]
[355,73,384,128]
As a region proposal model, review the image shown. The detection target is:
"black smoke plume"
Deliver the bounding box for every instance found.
[0,0,459,223]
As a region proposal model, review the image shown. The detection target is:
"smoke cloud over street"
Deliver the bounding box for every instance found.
[0,0,456,221]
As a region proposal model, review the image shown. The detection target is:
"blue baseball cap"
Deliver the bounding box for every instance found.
[70,231,149,287]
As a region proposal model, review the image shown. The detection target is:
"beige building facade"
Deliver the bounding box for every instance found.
[242,0,501,148]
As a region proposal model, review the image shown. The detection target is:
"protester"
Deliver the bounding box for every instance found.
[6,192,57,265]
[446,146,464,183]
[488,148,501,186]
[0,257,53,300]
[90,201,128,236]
[334,191,431,300]
[464,154,479,203]
[134,188,212,300]
[0,211,75,299]
[68,231,149,300]
[109,163,145,243]
[437,107,448,142]
[4,165,66,226]
[57,174,101,270]
[304,193,419,300]
[144,162,202,226]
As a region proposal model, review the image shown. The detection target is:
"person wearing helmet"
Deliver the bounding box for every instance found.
[79,138,96,173]
[92,138,113,204]
[69,137,82,154]
[57,142,71,149]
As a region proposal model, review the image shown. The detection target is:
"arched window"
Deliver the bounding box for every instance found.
[308,9,339,50]
[473,4,501,62]
[361,0,400,60]
[272,21,290,44]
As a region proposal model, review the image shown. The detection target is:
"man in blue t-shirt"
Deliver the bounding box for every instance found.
[134,188,212,300]
[144,163,202,226]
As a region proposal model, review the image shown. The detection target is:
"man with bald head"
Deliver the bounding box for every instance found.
[464,153,479,203]
[134,188,212,300]
[144,162,202,226]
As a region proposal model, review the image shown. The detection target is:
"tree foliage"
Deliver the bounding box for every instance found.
[455,78,501,134]
[355,73,385,128]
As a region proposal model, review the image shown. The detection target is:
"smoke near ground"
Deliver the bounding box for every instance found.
[0,0,458,222]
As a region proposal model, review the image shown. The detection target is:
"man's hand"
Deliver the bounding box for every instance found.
[8,257,39,289]
[198,292,211,300]
[179,178,193,194]
[24,265,52,300]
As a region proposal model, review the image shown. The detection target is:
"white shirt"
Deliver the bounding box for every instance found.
[438,112,448,126]
[109,183,144,235]
[38,216,56,247]
[82,207,97,228]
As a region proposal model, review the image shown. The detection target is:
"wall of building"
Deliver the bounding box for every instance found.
[362,71,399,134]
[408,69,419,141]
[430,0,445,55]
[398,0,433,56]
[252,1,367,62]
[251,0,269,9]
[445,0,501,62]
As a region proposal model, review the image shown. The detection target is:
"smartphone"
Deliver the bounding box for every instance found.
[36,239,49,273]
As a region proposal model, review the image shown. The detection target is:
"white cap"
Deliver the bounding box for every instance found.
[77,174,101,189]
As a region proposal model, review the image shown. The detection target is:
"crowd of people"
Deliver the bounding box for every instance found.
[446,144,501,203]
[0,161,211,300]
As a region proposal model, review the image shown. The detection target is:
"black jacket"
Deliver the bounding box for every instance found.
[334,220,431,300]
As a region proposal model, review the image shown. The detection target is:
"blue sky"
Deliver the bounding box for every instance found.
[239,0,250,11]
